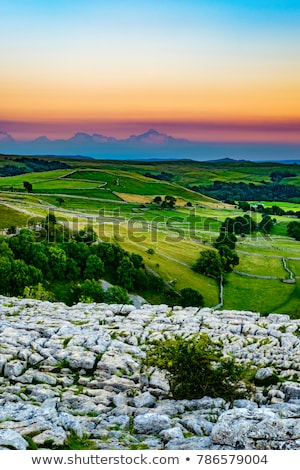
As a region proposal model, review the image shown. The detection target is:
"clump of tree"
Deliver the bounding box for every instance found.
[0,165,30,177]
[193,249,224,279]
[256,204,300,218]
[0,218,169,305]
[144,171,174,181]
[79,280,131,304]
[221,213,275,236]
[15,157,70,173]
[213,232,237,251]
[38,212,72,243]
[191,180,300,203]
[23,283,55,302]
[145,333,254,402]
[238,201,250,212]
[74,225,98,244]
[287,221,300,241]
[152,195,177,209]
[221,215,257,235]
[0,158,70,181]
[270,170,296,183]
[179,288,204,308]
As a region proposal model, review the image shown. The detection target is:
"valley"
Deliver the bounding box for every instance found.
[1,155,300,316]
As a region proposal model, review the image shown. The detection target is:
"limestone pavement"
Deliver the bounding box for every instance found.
[0,296,300,450]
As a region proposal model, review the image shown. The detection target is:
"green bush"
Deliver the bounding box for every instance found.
[79,279,105,303]
[145,333,253,403]
[23,283,55,302]
[179,287,204,308]
[104,285,131,304]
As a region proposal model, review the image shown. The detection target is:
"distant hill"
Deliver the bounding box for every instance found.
[209,157,248,163]
[0,129,300,161]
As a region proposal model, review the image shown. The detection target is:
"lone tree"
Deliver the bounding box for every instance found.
[193,247,239,279]
[23,181,33,193]
[153,196,162,204]
[162,195,176,209]
[193,249,223,279]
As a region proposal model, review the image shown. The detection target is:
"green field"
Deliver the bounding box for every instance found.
[223,274,300,318]
[64,169,214,202]
[237,253,286,278]
[1,155,300,315]
[0,169,72,187]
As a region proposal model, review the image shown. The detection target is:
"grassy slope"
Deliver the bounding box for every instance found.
[224,274,300,318]
[0,204,34,229]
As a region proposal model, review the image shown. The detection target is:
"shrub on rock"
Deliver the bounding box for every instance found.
[145,333,254,403]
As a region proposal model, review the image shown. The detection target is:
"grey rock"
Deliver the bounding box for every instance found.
[106,415,130,429]
[211,408,300,449]
[149,370,169,392]
[134,413,171,434]
[130,391,156,408]
[255,367,275,381]
[32,427,67,447]
[233,399,258,410]
[166,436,212,450]
[4,360,26,378]
[282,382,300,402]
[58,413,85,439]
[0,429,28,450]
[67,350,96,370]
[33,371,57,386]
[160,427,184,442]
[180,417,214,436]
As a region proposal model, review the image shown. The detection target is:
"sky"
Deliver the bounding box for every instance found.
[1,0,300,146]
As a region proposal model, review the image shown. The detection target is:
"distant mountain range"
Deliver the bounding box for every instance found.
[0,129,300,162]
[0,129,187,146]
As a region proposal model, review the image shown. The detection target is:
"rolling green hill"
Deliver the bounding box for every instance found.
[1,154,300,315]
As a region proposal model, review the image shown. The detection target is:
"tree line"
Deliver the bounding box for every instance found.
[190,181,300,203]
[0,158,70,178]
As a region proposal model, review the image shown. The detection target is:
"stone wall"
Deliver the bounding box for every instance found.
[0,296,300,450]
